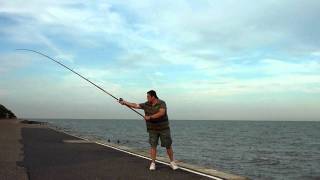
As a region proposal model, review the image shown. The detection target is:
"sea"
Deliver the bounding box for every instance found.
[34,119,320,180]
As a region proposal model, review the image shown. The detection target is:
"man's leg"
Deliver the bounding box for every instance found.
[160,130,174,161]
[150,146,157,163]
[161,129,179,170]
[167,146,178,170]
[148,131,159,170]
[166,146,174,162]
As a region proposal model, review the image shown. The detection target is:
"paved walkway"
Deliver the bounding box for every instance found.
[0,119,28,180]
[0,119,249,180]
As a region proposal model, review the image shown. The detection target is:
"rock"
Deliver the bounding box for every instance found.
[20,120,46,125]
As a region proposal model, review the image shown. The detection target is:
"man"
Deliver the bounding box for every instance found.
[119,90,178,171]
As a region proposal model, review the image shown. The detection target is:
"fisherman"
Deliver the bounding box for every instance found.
[17,49,178,171]
[119,90,178,171]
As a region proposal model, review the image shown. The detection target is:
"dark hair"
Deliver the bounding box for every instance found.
[147,90,158,99]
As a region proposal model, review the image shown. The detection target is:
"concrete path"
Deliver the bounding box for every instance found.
[0,119,28,180]
[0,119,249,180]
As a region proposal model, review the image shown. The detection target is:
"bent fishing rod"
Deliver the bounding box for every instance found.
[16,48,144,118]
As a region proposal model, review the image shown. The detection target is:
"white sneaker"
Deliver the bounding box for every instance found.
[149,162,156,170]
[170,161,178,170]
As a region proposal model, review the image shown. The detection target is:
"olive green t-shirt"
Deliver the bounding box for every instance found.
[139,99,170,132]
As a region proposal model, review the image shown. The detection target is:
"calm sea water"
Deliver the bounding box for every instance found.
[36,119,320,180]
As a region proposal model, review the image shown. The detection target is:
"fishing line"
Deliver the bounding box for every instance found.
[16,48,144,118]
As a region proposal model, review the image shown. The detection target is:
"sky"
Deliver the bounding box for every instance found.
[0,0,319,121]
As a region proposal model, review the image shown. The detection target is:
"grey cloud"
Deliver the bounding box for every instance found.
[191,1,320,54]
[250,0,320,49]
[116,0,320,57]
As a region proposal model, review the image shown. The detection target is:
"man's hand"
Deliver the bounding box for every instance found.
[119,98,126,105]
[118,99,141,109]
[144,115,151,121]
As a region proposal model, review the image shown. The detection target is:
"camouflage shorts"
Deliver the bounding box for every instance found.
[148,129,172,148]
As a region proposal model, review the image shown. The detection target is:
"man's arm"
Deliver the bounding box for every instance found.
[145,108,165,121]
[119,99,141,109]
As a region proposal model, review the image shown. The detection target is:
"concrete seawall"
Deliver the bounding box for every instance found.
[0,119,250,180]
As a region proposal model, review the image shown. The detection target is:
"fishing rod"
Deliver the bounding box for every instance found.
[16,48,145,118]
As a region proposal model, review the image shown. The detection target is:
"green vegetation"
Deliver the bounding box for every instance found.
[0,104,17,119]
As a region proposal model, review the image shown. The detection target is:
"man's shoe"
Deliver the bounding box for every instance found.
[149,162,156,170]
[170,161,179,170]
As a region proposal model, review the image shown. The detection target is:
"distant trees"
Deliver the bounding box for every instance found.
[0,104,17,119]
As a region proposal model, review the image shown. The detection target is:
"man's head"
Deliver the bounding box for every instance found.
[147,90,158,103]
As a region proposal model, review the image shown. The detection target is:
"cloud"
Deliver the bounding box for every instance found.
[160,72,320,120]
[0,1,127,58]
[0,52,35,74]
[311,51,320,57]
[0,89,8,97]
[3,1,320,44]
[260,59,320,75]
[111,0,320,56]
[2,0,318,79]
[159,59,320,100]
[1,0,319,120]
[3,0,318,71]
